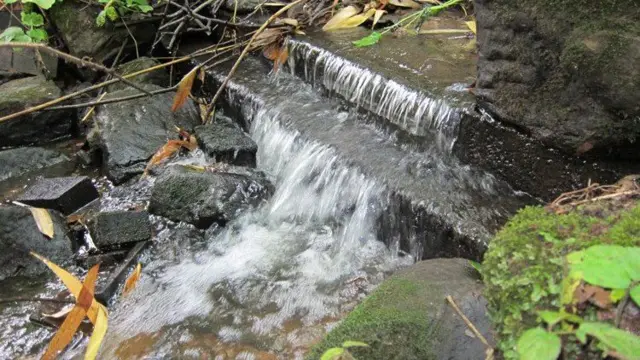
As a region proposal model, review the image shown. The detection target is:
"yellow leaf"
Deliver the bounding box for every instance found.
[197,67,206,84]
[388,0,421,9]
[84,305,108,360]
[324,8,377,31]
[322,5,360,31]
[30,252,102,325]
[171,66,199,112]
[465,19,476,34]
[277,17,299,27]
[122,263,142,297]
[29,207,54,238]
[372,9,386,28]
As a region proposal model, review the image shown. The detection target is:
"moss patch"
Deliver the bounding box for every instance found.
[482,200,640,358]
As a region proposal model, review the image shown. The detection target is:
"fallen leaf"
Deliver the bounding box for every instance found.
[85,304,107,360]
[251,28,286,49]
[29,207,54,238]
[122,263,142,297]
[576,141,594,155]
[322,5,361,31]
[388,0,421,9]
[171,66,199,112]
[276,17,299,27]
[197,67,206,84]
[42,306,73,320]
[143,140,195,175]
[274,45,289,72]
[465,19,476,34]
[372,9,386,28]
[42,264,99,360]
[263,43,280,61]
[587,285,613,309]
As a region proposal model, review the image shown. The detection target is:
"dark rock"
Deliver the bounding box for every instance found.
[0,47,58,78]
[0,205,73,281]
[81,250,128,269]
[0,76,75,146]
[148,165,274,228]
[17,176,99,215]
[221,0,263,13]
[308,258,490,360]
[107,57,169,92]
[88,84,201,184]
[194,122,257,167]
[87,211,151,250]
[48,1,156,73]
[475,0,640,159]
[0,147,74,185]
[96,240,149,303]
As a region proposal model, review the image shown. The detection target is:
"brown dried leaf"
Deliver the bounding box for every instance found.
[263,43,280,61]
[323,5,360,31]
[122,263,141,297]
[143,140,193,175]
[274,45,289,72]
[588,286,613,309]
[171,66,199,112]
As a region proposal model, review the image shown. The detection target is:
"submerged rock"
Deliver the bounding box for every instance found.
[194,121,258,167]
[148,165,274,228]
[88,84,201,184]
[0,147,73,183]
[0,205,73,281]
[0,76,75,146]
[107,57,169,92]
[308,258,490,360]
[475,0,640,159]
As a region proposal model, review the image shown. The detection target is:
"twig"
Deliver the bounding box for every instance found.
[204,0,305,122]
[0,43,151,95]
[119,13,140,59]
[0,297,75,305]
[445,295,494,360]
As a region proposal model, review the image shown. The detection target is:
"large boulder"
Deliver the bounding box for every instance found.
[308,258,492,360]
[0,205,73,281]
[475,0,640,159]
[106,57,169,92]
[0,76,75,146]
[87,84,201,184]
[0,147,73,184]
[148,165,274,228]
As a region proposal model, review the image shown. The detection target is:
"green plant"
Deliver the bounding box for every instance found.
[515,245,640,360]
[0,0,56,42]
[96,0,154,27]
[320,341,369,360]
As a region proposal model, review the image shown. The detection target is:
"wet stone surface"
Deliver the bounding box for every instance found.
[87,210,152,251]
[194,121,258,167]
[17,176,99,215]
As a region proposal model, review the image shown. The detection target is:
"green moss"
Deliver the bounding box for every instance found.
[482,201,640,359]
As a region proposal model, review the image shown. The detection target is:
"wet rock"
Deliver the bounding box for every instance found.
[0,147,73,183]
[308,258,490,360]
[0,76,75,146]
[0,47,58,78]
[221,0,263,13]
[17,176,99,215]
[0,205,73,281]
[49,1,156,74]
[87,210,151,250]
[475,0,640,159]
[107,57,169,92]
[88,84,201,184]
[194,122,257,167]
[148,165,274,228]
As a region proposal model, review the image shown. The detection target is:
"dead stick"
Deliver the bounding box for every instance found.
[445,295,492,348]
[204,0,305,122]
[0,43,151,95]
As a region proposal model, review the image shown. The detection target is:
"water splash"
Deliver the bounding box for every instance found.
[287,40,459,145]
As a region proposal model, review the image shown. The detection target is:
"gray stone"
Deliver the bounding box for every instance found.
[17,176,99,215]
[308,258,491,360]
[222,0,264,13]
[475,0,640,159]
[148,165,274,228]
[107,57,169,92]
[88,84,201,184]
[0,147,73,183]
[0,48,58,78]
[0,205,73,281]
[87,211,151,250]
[194,122,257,167]
[0,76,75,146]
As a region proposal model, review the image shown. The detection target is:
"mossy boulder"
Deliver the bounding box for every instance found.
[307,258,491,360]
[482,200,640,358]
[475,0,640,159]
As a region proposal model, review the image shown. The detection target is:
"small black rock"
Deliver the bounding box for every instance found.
[18,176,99,215]
[88,211,151,251]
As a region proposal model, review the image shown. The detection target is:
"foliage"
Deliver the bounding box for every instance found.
[482,202,640,358]
[320,341,369,360]
[96,0,154,27]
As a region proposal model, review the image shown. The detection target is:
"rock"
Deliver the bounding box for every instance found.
[308,258,491,360]
[0,76,75,146]
[194,122,257,167]
[475,0,640,159]
[17,176,99,215]
[483,200,640,356]
[148,165,274,228]
[48,1,156,72]
[87,211,151,250]
[0,47,58,78]
[0,205,73,281]
[221,0,263,13]
[107,57,169,92]
[0,147,73,184]
[88,84,201,184]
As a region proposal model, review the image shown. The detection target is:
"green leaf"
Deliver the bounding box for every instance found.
[567,245,640,289]
[21,12,45,27]
[96,10,107,27]
[105,6,119,21]
[353,31,382,47]
[516,328,561,360]
[611,288,627,303]
[4,0,19,4]
[26,28,48,42]
[631,284,640,307]
[469,260,482,275]
[23,0,56,10]
[538,310,582,327]
[576,322,640,359]
[321,347,345,360]
[0,27,27,42]
[342,340,369,348]
[135,4,153,12]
